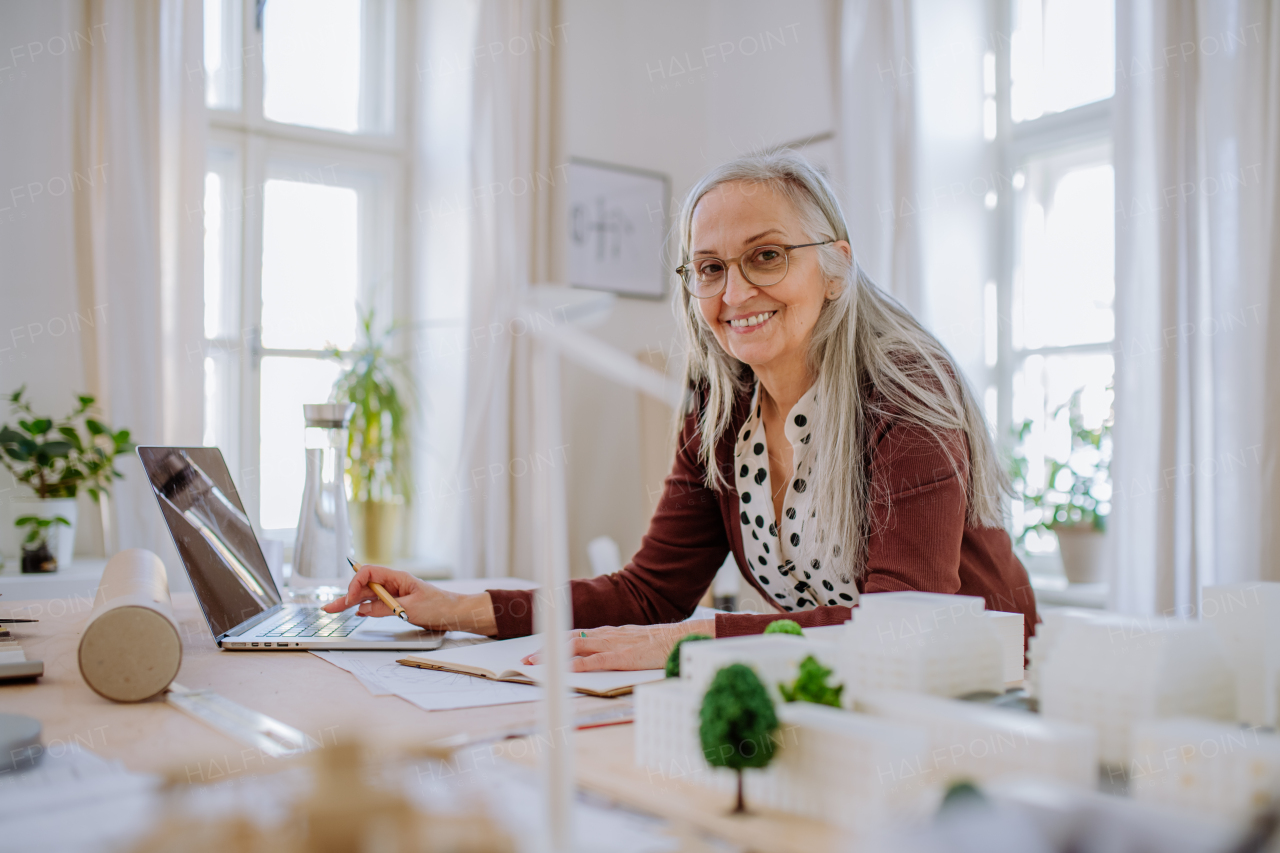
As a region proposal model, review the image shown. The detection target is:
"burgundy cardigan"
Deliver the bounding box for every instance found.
[487,386,1038,642]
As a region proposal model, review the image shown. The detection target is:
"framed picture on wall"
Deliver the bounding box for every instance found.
[567,159,670,299]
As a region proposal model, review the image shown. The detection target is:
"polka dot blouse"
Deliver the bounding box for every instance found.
[734,382,857,612]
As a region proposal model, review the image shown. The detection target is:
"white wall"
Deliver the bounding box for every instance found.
[0,0,109,562]
[558,0,838,576]
[0,1,193,595]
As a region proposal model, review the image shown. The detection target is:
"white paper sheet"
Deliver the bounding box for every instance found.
[313,649,547,711]
[400,634,667,695]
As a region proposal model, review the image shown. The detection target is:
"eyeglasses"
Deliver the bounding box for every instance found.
[675,241,835,298]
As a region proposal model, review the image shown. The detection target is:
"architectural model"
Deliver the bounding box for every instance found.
[1202,582,1280,726]
[633,676,929,830]
[837,592,1006,699]
[1036,612,1236,764]
[637,594,1043,827]
[856,689,1098,790]
[1130,717,1280,820]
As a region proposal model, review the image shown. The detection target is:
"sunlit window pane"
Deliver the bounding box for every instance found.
[1015,162,1114,349]
[263,0,362,132]
[1011,0,1114,122]
[203,172,223,339]
[259,357,343,529]
[260,179,359,350]
[1011,353,1114,553]
[203,0,241,109]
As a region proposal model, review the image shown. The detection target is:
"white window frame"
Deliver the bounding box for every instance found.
[203,0,414,538]
[990,0,1115,567]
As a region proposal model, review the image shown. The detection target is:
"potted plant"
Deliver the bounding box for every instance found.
[1010,388,1112,584]
[16,515,70,573]
[0,387,135,569]
[329,309,415,564]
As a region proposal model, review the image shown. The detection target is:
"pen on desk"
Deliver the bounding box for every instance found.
[347,557,409,621]
[0,619,37,623]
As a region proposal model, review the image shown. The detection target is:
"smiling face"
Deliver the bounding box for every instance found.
[690,181,841,386]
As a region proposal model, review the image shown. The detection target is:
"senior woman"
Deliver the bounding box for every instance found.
[325,150,1037,669]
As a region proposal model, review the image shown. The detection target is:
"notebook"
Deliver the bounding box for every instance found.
[397,635,666,698]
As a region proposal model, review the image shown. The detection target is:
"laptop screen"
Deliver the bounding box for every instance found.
[138,447,282,638]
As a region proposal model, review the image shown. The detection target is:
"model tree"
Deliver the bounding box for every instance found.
[699,664,779,814]
[665,633,711,678]
[779,655,844,707]
[763,619,803,636]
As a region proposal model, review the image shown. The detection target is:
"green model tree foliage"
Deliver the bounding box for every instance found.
[763,619,803,636]
[699,664,779,814]
[665,633,711,678]
[778,655,844,708]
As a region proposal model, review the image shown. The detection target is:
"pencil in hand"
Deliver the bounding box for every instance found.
[347,557,409,621]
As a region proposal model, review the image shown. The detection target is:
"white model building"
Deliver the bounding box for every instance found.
[1201,582,1280,726]
[771,703,930,831]
[856,689,1098,790]
[837,592,1006,700]
[1024,608,1105,699]
[1036,613,1236,764]
[986,610,1026,683]
[680,634,838,704]
[1130,717,1280,820]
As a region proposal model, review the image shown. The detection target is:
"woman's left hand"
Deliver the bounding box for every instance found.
[521,619,716,672]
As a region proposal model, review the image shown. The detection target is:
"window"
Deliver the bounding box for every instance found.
[201,0,408,542]
[991,0,1116,567]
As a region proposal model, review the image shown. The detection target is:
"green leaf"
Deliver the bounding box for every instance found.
[85,418,105,436]
[0,426,27,445]
[57,426,84,451]
[38,441,74,459]
[77,395,95,408]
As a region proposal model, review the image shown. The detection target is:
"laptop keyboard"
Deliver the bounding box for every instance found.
[261,608,364,639]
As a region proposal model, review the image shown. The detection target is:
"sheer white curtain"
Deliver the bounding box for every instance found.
[455,0,561,579]
[75,0,204,565]
[837,0,924,313]
[1111,1,1280,614]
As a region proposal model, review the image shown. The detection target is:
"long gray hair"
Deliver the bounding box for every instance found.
[674,149,1008,579]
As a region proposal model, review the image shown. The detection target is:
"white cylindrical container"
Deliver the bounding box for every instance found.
[78,548,182,702]
[292,403,354,582]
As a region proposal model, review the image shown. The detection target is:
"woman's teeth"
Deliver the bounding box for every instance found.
[730,311,775,328]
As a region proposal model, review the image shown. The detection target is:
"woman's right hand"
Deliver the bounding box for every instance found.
[321,564,498,636]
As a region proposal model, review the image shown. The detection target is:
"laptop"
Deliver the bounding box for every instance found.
[137,446,444,651]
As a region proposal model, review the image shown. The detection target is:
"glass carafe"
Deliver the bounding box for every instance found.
[292,403,354,581]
